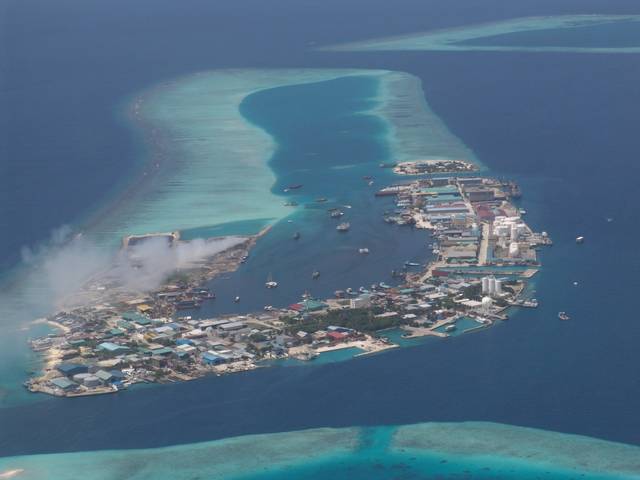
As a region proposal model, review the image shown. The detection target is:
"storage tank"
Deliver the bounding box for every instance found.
[494,279,502,295]
[481,277,490,294]
[488,277,496,295]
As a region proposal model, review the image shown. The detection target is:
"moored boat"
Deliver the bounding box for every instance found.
[265,273,278,289]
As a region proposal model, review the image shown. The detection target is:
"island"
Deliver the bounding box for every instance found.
[392,159,478,175]
[25,171,550,397]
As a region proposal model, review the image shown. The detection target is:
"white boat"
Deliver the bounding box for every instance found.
[234,296,241,303]
[358,248,369,254]
[576,236,584,244]
[445,324,457,332]
[337,222,350,232]
[265,273,278,289]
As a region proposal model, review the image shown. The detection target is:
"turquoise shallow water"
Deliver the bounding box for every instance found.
[327,14,640,53]
[459,20,640,48]
[4,2,640,479]
[2,423,638,480]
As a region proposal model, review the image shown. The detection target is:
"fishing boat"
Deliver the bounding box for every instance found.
[330,210,344,218]
[558,311,570,321]
[337,222,350,232]
[312,270,320,279]
[265,273,278,289]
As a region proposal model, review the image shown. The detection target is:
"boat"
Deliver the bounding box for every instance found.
[558,311,570,321]
[293,232,301,240]
[379,282,391,289]
[330,210,344,218]
[312,270,320,279]
[240,255,249,263]
[176,300,201,310]
[445,324,457,333]
[519,208,527,215]
[358,286,369,294]
[334,290,346,298]
[264,305,274,311]
[234,296,241,303]
[265,273,278,289]
[358,248,369,254]
[337,222,350,232]
[404,261,421,267]
[316,197,328,203]
[576,236,584,244]
[284,201,298,207]
[288,184,303,190]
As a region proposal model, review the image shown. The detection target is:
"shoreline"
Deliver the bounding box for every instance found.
[20,69,551,399]
[2,422,639,478]
[322,14,640,53]
[24,170,549,398]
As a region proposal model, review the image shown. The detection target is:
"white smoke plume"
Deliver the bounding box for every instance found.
[2,226,244,326]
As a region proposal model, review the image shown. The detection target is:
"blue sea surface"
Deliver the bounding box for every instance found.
[3,0,640,478]
[191,76,430,316]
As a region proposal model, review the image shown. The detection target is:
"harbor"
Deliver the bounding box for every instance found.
[23,166,553,398]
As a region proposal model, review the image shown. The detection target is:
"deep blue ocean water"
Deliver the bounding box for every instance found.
[3,0,640,477]
[194,76,430,315]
